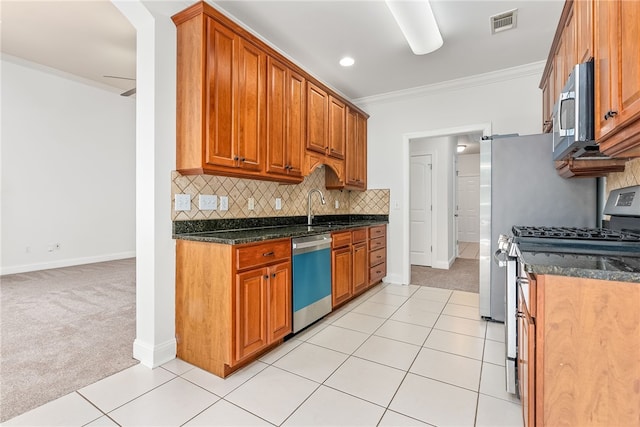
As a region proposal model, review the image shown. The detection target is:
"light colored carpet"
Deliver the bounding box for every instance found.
[411,258,479,293]
[0,258,138,422]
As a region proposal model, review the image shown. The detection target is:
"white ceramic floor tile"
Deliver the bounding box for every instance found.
[83,415,119,426]
[442,303,481,320]
[330,311,386,334]
[351,300,399,318]
[410,348,481,391]
[161,358,196,376]
[434,314,487,338]
[374,319,431,346]
[274,342,348,382]
[78,364,175,413]
[307,324,369,354]
[424,329,485,360]
[182,360,268,397]
[449,291,480,307]
[258,338,303,364]
[354,335,420,370]
[325,357,405,407]
[378,284,419,297]
[411,287,452,302]
[476,393,524,427]
[403,297,447,314]
[378,410,430,426]
[366,292,409,307]
[108,377,218,427]
[282,385,385,426]
[3,392,103,427]
[225,366,318,425]
[479,362,520,404]
[390,304,440,328]
[389,373,477,427]
[486,321,506,342]
[484,339,506,366]
[183,399,272,426]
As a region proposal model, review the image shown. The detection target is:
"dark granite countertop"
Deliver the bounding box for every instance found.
[173,215,388,245]
[520,250,640,283]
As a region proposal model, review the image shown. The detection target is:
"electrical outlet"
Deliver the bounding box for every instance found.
[275,198,282,210]
[248,197,255,211]
[175,194,191,211]
[199,195,217,210]
[335,200,340,209]
[219,196,229,211]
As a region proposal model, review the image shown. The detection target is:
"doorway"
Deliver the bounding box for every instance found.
[455,134,481,261]
[410,154,433,266]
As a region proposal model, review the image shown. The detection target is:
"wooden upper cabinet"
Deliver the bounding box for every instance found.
[345,108,367,189]
[328,96,346,159]
[575,0,593,63]
[306,82,329,155]
[595,0,640,157]
[266,57,304,182]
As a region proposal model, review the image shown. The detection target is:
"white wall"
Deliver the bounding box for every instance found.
[1,56,136,275]
[357,63,544,284]
[458,153,480,176]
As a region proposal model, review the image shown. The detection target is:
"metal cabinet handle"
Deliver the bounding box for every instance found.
[376,270,382,274]
[377,255,382,259]
[263,251,275,257]
[516,311,525,319]
[604,110,618,120]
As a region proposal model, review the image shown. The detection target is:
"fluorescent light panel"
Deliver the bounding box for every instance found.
[385,0,443,55]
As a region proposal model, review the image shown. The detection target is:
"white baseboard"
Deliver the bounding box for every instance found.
[383,273,405,285]
[0,251,136,275]
[432,260,451,269]
[133,338,177,368]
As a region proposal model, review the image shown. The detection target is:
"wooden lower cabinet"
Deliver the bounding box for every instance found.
[517,273,640,426]
[331,244,352,307]
[352,241,368,294]
[176,238,291,378]
[368,225,387,286]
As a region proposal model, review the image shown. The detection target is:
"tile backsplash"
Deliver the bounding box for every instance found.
[171,168,390,221]
[606,158,640,194]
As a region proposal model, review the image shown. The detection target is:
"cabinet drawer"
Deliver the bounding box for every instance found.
[352,228,367,243]
[369,236,386,250]
[369,225,386,239]
[332,231,352,248]
[369,248,386,266]
[369,262,386,284]
[236,239,291,271]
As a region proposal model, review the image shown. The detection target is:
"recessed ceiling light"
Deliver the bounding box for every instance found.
[339,57,355,67]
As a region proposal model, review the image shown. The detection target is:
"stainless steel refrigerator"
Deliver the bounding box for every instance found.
[479,133,599,321]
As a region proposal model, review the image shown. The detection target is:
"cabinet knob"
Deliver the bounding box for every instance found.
[233,156,239,161]
[272,273,276,278]
[264,274,269,279]
[604,110,619,120]
[240,157,246,162]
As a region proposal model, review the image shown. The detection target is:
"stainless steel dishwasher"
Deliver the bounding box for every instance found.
[291,233,332,333]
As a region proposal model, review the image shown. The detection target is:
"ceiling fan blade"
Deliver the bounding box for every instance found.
[120,87,136,97]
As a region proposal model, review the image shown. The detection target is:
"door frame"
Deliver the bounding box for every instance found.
[401,123,491,285]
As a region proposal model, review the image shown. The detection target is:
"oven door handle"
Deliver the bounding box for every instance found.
[493,249,508,267]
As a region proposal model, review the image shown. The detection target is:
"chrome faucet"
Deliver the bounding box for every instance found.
[307,189,326,225]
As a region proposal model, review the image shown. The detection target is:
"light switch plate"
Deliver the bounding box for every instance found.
[248,197,255,210]
[175,194,191,211]
[199,195,217,210]
[335,200,340,209]
[275,198,282,210]
[219,196,229,211]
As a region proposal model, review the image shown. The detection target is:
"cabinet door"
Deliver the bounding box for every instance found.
[355,113,367,188]
[266,57,288,176]
[618,0,640,126]
[235,268,267,362]
[267,262,292,342]
[236,38,265,171]
[594,0,618,139]
[575,0,593,63]
[518,287,535,427]
[286,70,306,177]
[307,82,328,155]
[331,246,352,307]
[352,241,368,294]
[345,109,359,186]
[328,96,346,159]
[205,18,237,168]
[541,69,554,133]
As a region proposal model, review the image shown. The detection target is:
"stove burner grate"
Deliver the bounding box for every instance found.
[512,226,640,242]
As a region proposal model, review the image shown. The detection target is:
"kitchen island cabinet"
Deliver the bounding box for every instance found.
[517,272,640,426]
[175,238,291,377]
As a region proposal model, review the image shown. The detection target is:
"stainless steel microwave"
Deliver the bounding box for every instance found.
[552,60,598,160]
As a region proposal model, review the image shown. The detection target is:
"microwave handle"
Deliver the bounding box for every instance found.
[556,91,575,137]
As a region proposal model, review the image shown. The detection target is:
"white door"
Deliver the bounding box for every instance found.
[410,154,432,266]
[457,174,480,242]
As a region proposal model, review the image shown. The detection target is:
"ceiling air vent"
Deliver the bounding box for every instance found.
[491,9,518,34]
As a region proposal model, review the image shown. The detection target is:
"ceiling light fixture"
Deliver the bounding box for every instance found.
[385,0,443,55]
[339,56,355,67]
[457,145,466,153]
